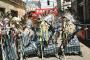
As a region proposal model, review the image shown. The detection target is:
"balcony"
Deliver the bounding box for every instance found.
[9,0,24,7]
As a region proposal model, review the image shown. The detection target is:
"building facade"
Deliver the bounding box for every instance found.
[40,0,57,9]
[71,0,90,40]
[26,0,57,10]
[0,0,25,17]
[26,0,40,11]
[71,0,90,24]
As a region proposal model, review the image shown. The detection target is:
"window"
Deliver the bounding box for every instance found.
[0,8,5,14]
[11,10,18,17]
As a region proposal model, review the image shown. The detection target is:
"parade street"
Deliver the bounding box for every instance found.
[0,0,90,60]
[25,42,90,60]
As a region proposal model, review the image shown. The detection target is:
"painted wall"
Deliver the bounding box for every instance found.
[40,0,57,9]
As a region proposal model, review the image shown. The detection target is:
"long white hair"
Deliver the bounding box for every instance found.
[63,11,76,34]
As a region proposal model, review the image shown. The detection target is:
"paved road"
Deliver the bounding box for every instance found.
[65,43,90,60]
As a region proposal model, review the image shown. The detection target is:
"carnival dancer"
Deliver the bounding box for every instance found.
[38,17,49,59]
[1,17,18,60]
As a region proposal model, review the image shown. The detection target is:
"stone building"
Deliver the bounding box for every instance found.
[0,0,25,17]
